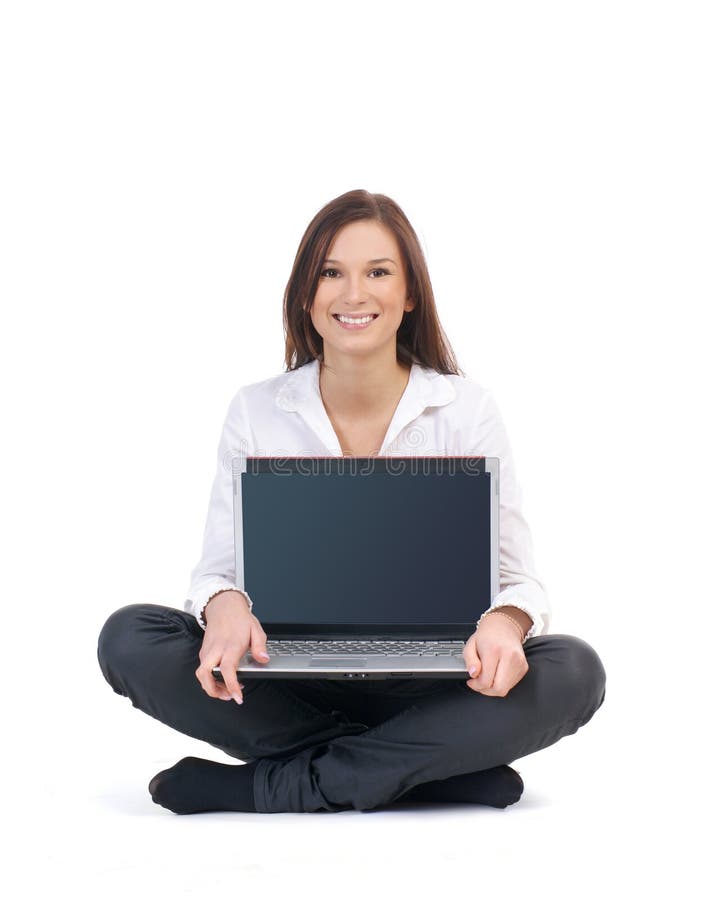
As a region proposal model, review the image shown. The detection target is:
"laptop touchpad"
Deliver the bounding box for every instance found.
[310,658,367,667]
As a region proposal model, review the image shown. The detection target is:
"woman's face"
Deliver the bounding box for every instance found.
[310,219,415,363]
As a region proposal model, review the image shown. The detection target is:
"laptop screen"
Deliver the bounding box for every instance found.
[237,456,496,637]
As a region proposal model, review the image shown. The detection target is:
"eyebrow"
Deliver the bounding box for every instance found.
[323,258,397,266]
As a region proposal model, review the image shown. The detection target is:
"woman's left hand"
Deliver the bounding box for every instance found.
[463,614,529,697]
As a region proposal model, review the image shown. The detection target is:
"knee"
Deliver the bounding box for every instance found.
[559,634,607,720]
[535,634,607,723]
[97,603,167,692]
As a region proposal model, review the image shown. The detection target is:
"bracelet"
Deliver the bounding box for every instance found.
[476,609,527,644]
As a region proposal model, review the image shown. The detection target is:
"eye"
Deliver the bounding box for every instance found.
[319,267,391,279]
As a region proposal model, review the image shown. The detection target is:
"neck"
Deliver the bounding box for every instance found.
[318,350,411,420]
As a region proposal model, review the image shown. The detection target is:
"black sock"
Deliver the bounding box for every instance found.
[148,756,258,815]
[394,764,524,809]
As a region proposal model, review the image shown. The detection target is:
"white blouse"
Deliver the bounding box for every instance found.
[185,358,551,638]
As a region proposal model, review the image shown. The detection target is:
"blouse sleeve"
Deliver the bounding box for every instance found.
[185,388,254,630]
[467,388,551,638]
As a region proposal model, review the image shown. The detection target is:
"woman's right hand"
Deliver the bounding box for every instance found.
[195,591,270,703]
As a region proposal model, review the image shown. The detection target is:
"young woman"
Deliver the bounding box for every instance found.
[97,189,606,815]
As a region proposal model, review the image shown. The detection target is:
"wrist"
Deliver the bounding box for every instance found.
[477,606,532,643]
[201,589,252,626]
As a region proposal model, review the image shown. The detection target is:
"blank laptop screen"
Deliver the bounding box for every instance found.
[239,457,493,627]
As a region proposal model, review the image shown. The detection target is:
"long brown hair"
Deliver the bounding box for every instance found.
[283,189,464,376]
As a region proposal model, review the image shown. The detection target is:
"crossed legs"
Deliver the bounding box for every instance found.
[97,603,606,813]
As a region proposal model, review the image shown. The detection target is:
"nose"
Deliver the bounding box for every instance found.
[343,272,368,303]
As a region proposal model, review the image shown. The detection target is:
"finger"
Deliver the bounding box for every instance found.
[213,678,245,701]
[208,665,246,700]
[490,649,529,697]
[219,652,245,703]
[473,648,499,692]
[195,660,224,699]
[483,653,509,696]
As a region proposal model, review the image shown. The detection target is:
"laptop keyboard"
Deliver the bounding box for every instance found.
[262,639,465,657]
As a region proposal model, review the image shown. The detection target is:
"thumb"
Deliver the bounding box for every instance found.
[464,640,482,679]
[250,626,270,661]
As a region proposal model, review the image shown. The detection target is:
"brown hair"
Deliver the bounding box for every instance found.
[282,189,464,376]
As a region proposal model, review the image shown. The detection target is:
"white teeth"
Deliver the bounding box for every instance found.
[336,315,376,325]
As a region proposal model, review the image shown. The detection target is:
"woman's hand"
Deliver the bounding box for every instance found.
[195,591,270,704]
[463,612,530,697]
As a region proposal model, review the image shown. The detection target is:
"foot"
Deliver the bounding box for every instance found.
[148,756,258,814]
[395,764,524,809]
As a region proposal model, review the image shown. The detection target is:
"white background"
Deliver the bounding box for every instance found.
[2,1,714,896]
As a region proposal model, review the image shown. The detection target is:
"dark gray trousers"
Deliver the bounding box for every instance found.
[97,603,606,813]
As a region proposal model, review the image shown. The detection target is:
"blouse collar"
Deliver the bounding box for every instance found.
[274,358,456,455]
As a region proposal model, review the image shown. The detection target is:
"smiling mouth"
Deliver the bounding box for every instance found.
[332,314,380,324]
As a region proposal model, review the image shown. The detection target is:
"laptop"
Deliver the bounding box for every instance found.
[212,455,499,681]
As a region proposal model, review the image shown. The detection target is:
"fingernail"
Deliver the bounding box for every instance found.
[469,666,478,677]
[232,694,243,705]
[259,652,269,659]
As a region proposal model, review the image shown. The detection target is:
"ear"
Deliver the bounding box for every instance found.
[404,296,416,312]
